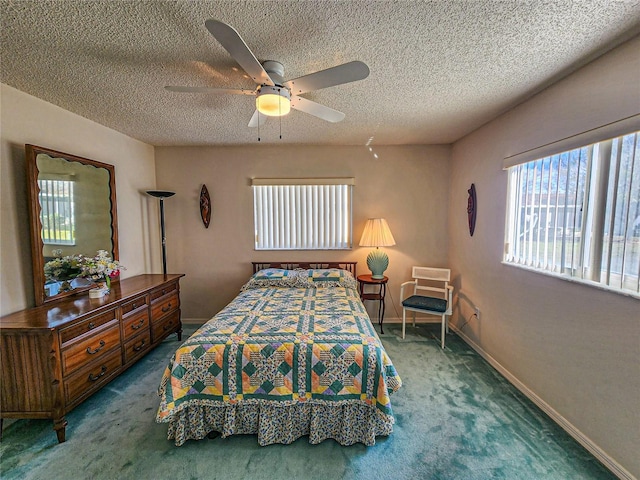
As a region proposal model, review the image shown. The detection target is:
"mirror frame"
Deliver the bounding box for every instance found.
[26,144,119,306]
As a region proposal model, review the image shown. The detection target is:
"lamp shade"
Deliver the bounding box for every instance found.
[359,218,396,247]
[359,218,395,279]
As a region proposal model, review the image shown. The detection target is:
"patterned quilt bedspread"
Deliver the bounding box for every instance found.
[156,268,402,446]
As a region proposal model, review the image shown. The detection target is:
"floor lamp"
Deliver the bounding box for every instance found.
[147,190,175,275]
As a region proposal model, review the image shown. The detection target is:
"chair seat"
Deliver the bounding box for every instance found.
[402,295,447,313]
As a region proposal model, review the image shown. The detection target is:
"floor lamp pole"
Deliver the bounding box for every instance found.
[159,197,167,275]
[146,190,175,275]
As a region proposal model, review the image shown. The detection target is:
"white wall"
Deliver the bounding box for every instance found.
[0,84,160,314]
[448,36,640,478]
[154,144,451,320]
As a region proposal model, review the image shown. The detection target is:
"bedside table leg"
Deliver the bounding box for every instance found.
[379,283,386,334]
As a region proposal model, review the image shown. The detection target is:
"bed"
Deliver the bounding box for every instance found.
[156,262,402,446]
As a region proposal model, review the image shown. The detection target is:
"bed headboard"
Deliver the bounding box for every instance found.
[252,262,357,277]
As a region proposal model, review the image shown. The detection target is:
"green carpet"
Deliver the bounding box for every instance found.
[0,324,615,480]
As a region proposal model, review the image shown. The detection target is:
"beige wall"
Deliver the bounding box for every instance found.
[154,144,451,320]
[0,84,160,314]
[448,36,640,478]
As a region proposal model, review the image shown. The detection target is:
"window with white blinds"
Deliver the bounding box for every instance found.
[252,178,354,250]
[504,131,640,297]
[38,179,76,245]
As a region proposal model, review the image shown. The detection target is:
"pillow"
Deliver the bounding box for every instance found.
[307,268,357,289]
[308,268,346,282]
[241,267,357,291]
[252,268,295,280]
[241,268,307,291]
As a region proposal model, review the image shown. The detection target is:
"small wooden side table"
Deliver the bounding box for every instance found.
[357,274,388,334]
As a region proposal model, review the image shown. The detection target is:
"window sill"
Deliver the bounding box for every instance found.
[501,261,640,301]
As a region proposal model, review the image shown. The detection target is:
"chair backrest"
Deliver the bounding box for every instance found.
[411,266,450,299]
[412,266,450,282]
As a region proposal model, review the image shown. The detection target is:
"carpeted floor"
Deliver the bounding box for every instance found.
[0,323,615,480]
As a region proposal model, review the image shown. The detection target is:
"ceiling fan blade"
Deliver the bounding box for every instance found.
[248,110,267,128]
[290,96,345,123]
[165,86,254,95]
[205,19,274,86]
[284,61,369,95]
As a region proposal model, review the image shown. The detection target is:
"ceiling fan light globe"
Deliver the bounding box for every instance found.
[256,86,291,117]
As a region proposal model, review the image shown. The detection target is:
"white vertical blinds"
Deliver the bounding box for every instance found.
[252,178,354,250]
[504,131,640,296]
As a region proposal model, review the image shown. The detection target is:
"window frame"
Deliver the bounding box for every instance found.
[252,178,354,251]
[503,131,640,299]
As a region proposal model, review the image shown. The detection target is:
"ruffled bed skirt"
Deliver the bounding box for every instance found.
[161,401,395,447]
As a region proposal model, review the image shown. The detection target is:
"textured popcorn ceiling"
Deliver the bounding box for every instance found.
[1,1,639,146]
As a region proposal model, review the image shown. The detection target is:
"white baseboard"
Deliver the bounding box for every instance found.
[451,325,636,480]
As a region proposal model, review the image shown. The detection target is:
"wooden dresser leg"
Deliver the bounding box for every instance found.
[54,417,68,443]
[0,418,3,441]
[177,327,183,341]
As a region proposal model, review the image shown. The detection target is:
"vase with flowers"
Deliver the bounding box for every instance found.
[81,250,125,298]
[43,250,84,292]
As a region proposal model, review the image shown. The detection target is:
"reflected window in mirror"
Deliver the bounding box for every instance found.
[38,178,76,246]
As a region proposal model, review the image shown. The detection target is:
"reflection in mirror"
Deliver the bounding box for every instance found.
[26,145,118,305]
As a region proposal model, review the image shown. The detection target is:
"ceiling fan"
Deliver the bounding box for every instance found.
[165,19,370,128]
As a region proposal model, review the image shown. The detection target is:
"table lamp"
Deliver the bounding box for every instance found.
[359,218,396,279]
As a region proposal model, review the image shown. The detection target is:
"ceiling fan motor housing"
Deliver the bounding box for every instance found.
[262,60,286,85]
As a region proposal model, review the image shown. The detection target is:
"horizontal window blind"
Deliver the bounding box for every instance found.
[253,179,353,250]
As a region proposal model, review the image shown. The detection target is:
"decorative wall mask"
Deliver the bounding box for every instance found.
[467,183,477,236]
[200,184,211,228]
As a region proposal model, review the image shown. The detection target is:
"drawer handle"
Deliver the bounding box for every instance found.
[88,322,96,330]
[86,340,106,355]
[132,303,137,309]
[163,322,174,331]
[161,303,172,313]
[133,340,146,352]
[88,365,108,382]
[131,318,145,330]
[162,289,166,295]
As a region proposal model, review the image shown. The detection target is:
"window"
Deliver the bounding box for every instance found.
[252,178,354,250]
[504,131,639,296]
[38,179,76,245]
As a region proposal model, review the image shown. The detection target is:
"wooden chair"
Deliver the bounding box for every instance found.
[400,266,453,348]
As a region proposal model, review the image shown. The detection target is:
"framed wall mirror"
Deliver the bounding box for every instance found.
[26,144,119,305]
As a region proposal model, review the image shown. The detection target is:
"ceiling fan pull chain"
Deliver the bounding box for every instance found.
[258,113,261,142]
[279,93,283,140]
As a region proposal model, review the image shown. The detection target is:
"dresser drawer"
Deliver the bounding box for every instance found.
[60,309,117,345]
[61,323,121,377]
[151,309,181,343]
[151,292,179,323]
[122,308,150,341]
[64,349,122,404]
[124,330,151,364]
[150,282,178,302]
[121,294,148,317]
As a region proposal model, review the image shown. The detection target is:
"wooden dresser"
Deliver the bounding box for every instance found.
[0,274,184,443]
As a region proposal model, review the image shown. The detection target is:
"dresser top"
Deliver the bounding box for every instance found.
[1,274,184,330]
